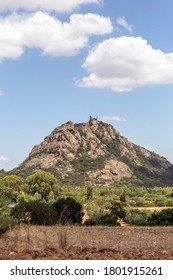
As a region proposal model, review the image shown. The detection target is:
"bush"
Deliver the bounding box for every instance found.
[84,214,119,226]
[86,186,93,200]
[144,208,173,226]
[124,208,149,225]
[84,219,97,226]
[0,214,17,236]
[11,201,58,225]
[52,197,83,225]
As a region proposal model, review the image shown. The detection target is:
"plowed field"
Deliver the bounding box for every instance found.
[0,226,173,260]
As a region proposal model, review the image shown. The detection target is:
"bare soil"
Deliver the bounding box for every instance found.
[0,226,173,260]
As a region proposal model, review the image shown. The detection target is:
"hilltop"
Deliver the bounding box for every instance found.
[11,118,173,186]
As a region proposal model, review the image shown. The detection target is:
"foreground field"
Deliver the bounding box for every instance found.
[0,226,173,260]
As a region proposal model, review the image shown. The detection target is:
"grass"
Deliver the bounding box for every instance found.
[58,231,68,249]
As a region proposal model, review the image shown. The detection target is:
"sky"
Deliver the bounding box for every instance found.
[1,0,173,171]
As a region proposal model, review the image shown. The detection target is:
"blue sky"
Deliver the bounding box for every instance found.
[1,0,173,170]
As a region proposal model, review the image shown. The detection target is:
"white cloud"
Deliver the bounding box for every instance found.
[101,116,127,122]
[0,156,9,162]
[0,90,4,96]
[116,16,133,33]
[0,12,112,60]
[77,36,173,92]
[0,0,101,12]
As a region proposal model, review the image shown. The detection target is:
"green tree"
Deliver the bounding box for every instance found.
[110,201,126,220]
[0,175,23,191]
[0,175,24,206]
[11,200,58,225]
[52,197,83,225]
[25,171,59,200]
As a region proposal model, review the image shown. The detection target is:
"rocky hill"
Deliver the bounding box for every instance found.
[11,118,173,186]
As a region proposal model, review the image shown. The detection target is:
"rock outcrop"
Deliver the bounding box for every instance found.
[12,118,173,186]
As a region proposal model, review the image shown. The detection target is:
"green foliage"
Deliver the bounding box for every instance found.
[72,155,106,172]
[124,208,149,225]
[120,192,126,204]
[33,192,42,201]
[86,186,93,200]
[0,175,23,190]
[52,197,83,225]
[11,201,58,225]
[0,175,23,206]
[62,172,85,186]
[84,214,119,226]
[0,169,6,179]
[102,138,121,157]
[110,201,126,219]
[17,193,34,203]
[84,202,120,226]
[25,171,59,200]
[11,197,83,226]
[0,186,18,205]
[143,208,173,226]
[52,184,173,209]
[48,191,55,201]
[0,212,17,236]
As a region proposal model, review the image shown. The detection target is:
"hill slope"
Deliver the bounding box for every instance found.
[11,118,173,186]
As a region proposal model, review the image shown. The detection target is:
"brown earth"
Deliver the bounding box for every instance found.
[0,226,173,260]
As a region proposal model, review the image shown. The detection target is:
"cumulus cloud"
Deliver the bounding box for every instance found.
[0,0,101,12]
[0,156,9,162]
[0,12,112,60]
[116,16,133,33]
[101,116,127,122]
[77,36,173,92]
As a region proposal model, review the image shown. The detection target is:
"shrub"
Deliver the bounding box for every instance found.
[120,192,126,204]
[52,197,83,225]
[124,208,149,225]
[0,214,17,236]
[86,186,93,200]
[85,204,106,222]
[144,208,173,226]
[84,219,97,226]
[58,231,68,249]
[84,214,119,226]
[11,201,58,225]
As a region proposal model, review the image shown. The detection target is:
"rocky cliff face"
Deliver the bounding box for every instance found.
[12,118,173,186]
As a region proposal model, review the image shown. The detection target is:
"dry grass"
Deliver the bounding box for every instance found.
[0,225,173,260]
[136,206,173,212]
